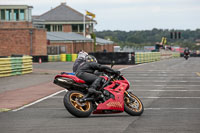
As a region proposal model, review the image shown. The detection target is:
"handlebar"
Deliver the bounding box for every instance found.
[99,73,122,90]
[107,73,122,82]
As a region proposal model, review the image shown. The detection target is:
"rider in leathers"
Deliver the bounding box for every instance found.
[184,47,190,56]
[76,56,119,94]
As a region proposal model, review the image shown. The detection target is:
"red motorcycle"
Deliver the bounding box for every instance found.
[54,71,144,117]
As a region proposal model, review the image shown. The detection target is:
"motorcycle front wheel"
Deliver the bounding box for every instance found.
[63,90,93,117]
[124,91,144,116]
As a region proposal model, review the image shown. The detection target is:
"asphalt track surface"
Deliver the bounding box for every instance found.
[1,58,200,133]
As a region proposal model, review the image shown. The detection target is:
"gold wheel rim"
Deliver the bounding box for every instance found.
[70,93,90,112]
[125,92,143,112]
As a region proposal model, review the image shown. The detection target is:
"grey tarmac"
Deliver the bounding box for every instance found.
[0,58,200,133]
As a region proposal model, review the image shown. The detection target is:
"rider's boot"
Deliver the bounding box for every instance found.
[88,77,104,95]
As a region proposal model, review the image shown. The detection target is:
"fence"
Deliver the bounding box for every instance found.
[0,56,32,78]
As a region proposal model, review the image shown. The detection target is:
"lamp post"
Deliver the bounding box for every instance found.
[83,14,86,37]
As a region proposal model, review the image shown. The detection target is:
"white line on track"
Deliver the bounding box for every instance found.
[133,90,200,92]
[12,90,65,112]
[132,80,199,83]
[144,108,200,110]
[140,97,200,99]
[133,85,200,87]
[130,86,196,89]
[164,86,196,88]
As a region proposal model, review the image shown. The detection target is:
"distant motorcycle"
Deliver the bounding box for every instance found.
[54,71,144,117]
[184,53,189,60]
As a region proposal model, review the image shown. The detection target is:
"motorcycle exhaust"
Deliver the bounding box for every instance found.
[54,77,88,89]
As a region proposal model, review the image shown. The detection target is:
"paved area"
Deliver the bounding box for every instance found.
[0,58,200,133]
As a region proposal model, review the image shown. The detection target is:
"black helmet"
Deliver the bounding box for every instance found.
[85,55,97,63]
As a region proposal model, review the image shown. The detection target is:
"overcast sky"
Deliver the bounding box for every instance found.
[0,0,200,31]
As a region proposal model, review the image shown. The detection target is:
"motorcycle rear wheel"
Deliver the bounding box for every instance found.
[63,90,93,117]
[124,91,144,116]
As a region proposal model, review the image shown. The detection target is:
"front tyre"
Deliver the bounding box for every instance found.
[124,91,144,116]
[63,90,93,117]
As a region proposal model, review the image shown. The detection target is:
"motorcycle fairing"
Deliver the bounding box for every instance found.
[93,82,128,114]
[115,76,130,89]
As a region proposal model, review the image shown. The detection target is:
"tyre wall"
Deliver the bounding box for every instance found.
[0,56,32,77]
[135,52,161,64]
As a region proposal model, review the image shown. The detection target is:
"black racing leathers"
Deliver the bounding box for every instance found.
[184,49,190,55]
[76,62,115,74]
[76,62,116,92]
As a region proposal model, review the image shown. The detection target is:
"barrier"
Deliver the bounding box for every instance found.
[66,54,72,61]
[0,56,33,78]
[160,50,180,59]
[48,55,61,62]
[72,54,78,62]
[60,54,66,62]
[89,51,180,65]
[180,53,200,57]
[32,56,48,63]
[89,52,135,65]
[135,52,161,64]
[22,56,33,74]
[11,57,22,75]
[47,54,78,62]
[172,52,180,58]
[0,58,12,77]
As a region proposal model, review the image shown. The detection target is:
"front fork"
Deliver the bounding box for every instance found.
[125,91,135,102]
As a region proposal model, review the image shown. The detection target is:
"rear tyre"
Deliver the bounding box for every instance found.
[124,91,144,116]
[63,90,93,117]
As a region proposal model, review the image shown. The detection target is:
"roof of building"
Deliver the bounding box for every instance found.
[96,37,114,45]
[47,32,93,42]
[36,3,94,22]
[0,5,33,9]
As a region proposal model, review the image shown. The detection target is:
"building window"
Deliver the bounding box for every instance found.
[72,24,78,32]
[53,25,56,31]
[58,25,62,31]
[20,9,25,20]
[5,9,12,21]
[14,9,19,21]
[0,9,25,21]
[0,10,5,20]
[72,24,84,32]
[79,24,83,32]
[47,24,62,32]
[0,7,32,22]
[45,25,50,31]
